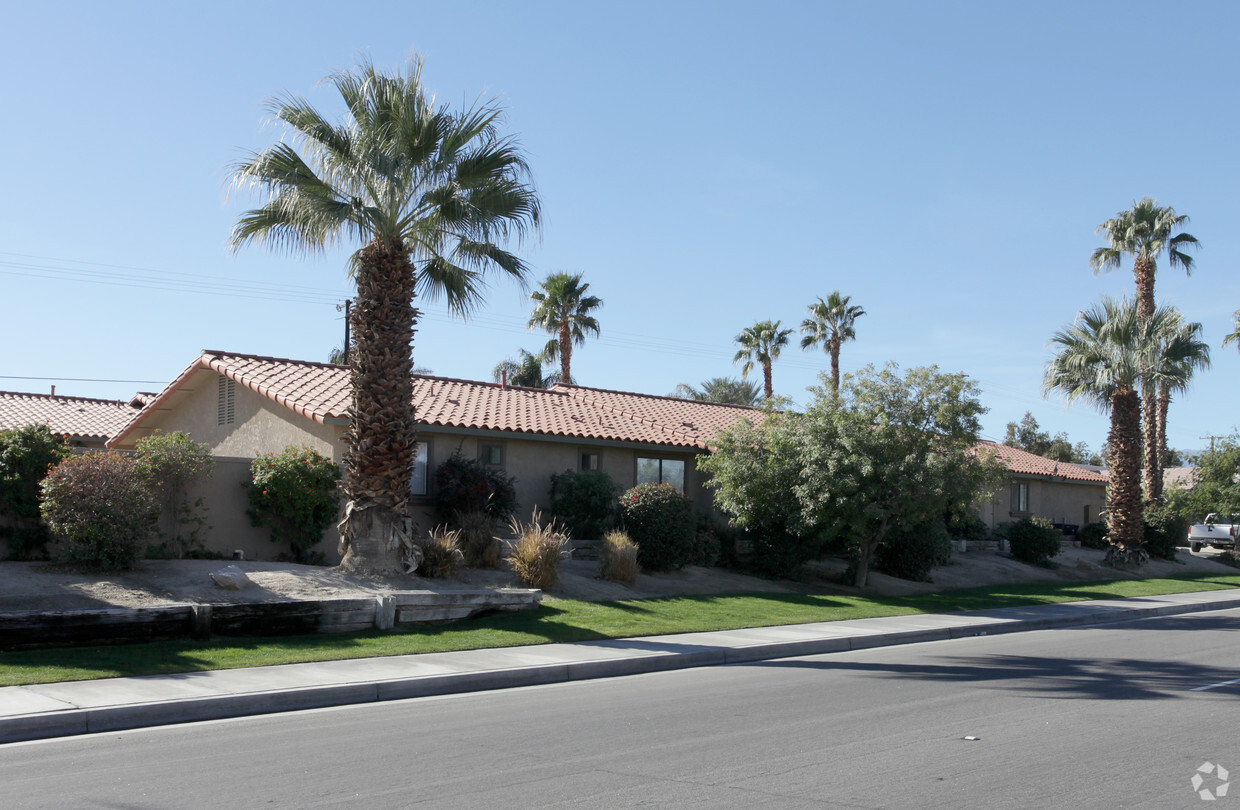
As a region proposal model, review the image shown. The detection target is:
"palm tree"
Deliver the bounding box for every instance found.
[733,320,792,401]
[1090,197,1198,500]
[669,377,762,406]
[1150,311,1210,499]
[229,57,540,573]
[1223,311,1240,351]
[800,292,865,392]
[493,349,561,388]
[528,272,602,385]
[1044,298,1190,566]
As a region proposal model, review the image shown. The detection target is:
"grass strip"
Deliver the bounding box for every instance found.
[2,571,1239,687]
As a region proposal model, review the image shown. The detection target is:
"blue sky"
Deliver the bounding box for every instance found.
[3,1,1239,454]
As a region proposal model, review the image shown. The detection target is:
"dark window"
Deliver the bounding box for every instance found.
[479,443,504,467]
[581,451,601,472]
[410,442,429,497]
[637,457,686,492]
[1010,482,1029,513]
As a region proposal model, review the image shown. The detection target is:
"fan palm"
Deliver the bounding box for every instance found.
[493,349,561,388]
[1044,298,1190,566]
[1223,311,1240,352]
[229,57,540,573]
[733,320,792,401]
[1150,311,1210,499]
[527,272,602,385]
[669,377,762,406]
[800,292,865,392]
[1090,197,1198,500]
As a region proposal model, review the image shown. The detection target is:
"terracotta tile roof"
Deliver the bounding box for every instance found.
[976,440,1109,484]
[111,351,761,450]
[0,391,143,441]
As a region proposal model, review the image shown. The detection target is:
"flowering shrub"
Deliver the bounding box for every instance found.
[41,451,157,570]
[619,482,696,571]
[247,446,341,564]
[433,452,517,525]
[0,423,71,560]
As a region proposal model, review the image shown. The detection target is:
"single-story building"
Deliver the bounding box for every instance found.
[0,390,149,449]
[975,440,1109,534]
[107,350,762,562]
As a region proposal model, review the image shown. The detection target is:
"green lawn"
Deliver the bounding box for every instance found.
[3,572,1239,687]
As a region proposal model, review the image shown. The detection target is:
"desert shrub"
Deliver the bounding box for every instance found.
[1144,505,1188,561]
[548,470,618,539]
[598,529,639,585]
[1078,521,1109,550]
[134,430,214,558]
[415,526,464,578]
[505,510,569,590]
[434,452,518,525]
[619,482,697,571]
[750,528,823,577]
[40,451,157,570]
[247,446,341,565]
[689,512,722,567]
[947,511,987,544]
[455,509,501,568]
[875,519,953,582]
[0,424,71,560]
[1006,517,1062,565]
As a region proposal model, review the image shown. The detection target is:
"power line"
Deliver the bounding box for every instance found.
[0,375,167,384]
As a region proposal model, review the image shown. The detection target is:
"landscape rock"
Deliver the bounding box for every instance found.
[210,565,252,590]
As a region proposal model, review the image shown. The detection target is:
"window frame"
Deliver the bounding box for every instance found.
[410,440,430,498]
[636,456,688,493]
[580,450,601,472]
[1010,481,1029,514]
[478,442,505,468]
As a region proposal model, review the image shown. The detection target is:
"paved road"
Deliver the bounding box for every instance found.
[4,608,1240,809]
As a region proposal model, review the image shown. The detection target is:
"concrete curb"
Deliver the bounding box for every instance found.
[4,589,1240,744]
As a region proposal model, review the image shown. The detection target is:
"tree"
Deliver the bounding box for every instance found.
[799,292,865,391]
[1044,298,1190,566]
[1149,310,1210,499]
[527,272,601,386]
[1169,433,1240,521]
[1223,311,1240,352]
[493,348,561,388]
[1002,411,1096,464]
[1090,198,1198,500]
[669,377,762,406]
[134,430,215,557]
[229,57,539,573]
[0,424,71,560]
[733,320,793,401]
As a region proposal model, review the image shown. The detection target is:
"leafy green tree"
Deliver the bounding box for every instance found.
[134,431,215,557]
[1002,412,1099,464]
[1167,433,1240,522]
[493,348,561,388]
[0,424,71,559]
[733,320,793,401]
[229,57,539,573]
[669,377,762,406]
[1090,198,1198,500]
[528,272,601,385]
[799,292,865,392]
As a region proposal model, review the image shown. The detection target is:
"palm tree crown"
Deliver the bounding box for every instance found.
[800,292,865,391]
[1149,310,1210,499]
[670,377,762,406]
[1223,311,1240,352]
[733,320,792,401]
[493,348,561,388]
[527,272,602,386]
[229,57,539,573]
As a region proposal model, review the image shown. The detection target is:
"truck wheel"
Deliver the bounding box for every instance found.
[1191,542,1202,552]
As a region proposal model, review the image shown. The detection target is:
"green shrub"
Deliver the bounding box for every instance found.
[134,430,214,558]
[689,512,722,567]
[454,509,501,568]
[40,451,157,570]
[434,452,517,525]
[1006,517,1062,565]
[750,528,822,577]
[875,519,953,582]
[0,424,71,560]
[549,470,618,539]
[1078,521,1109,550]
[598,529,639,585]
[947,511,987,544]
[619,482,697,571]
[505,510,569,590]
[247,446,341,565]
[415,526,464,578]
[1144,505,1188,561]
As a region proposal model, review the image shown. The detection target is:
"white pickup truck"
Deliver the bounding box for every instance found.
[1187,513,1240,552]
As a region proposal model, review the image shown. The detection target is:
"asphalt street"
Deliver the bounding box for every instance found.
[3,607,1239,809]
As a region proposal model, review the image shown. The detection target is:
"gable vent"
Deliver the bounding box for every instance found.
[217,375,236,426]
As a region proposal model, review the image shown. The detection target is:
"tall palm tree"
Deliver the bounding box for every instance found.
[733,320,792,401]
[1090,197,1198,501]
[669,377,762,406]
[1044,298,1190,566]
[493,349,561,388]
[229,57,540,573]
[799,292,865,392]
[1150,311,1210,499]
[1223,311,1240,352]
[528,272,602,386]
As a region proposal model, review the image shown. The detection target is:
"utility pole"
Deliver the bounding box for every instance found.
[336,301,351,365]
[1200,434,1225,454]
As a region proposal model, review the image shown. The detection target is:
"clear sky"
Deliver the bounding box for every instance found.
[2,1,1238,454]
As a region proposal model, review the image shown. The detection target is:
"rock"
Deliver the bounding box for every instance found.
[210,565,251,590]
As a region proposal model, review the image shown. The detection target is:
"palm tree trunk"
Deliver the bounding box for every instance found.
[829,338,841,392]
[559,322,572,385]
[1133,252,1160,503]
[1106,387,1146,567]
[1156,383,1171,479]
[339,238,417,574]
[762,362,773,400]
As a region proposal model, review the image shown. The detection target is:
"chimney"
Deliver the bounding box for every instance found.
[51,385,55,396]
[501,369,508,388]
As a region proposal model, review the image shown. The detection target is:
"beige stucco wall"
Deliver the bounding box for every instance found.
[979,475,1107,533]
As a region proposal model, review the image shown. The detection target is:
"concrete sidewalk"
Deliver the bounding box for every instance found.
[4,587,1240,744]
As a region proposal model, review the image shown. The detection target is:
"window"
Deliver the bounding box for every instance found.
[217,375,235,426]
[479,443,504,467]
[1010,482,1029,514]
[581,451,601,472]
[637,457,686,492]
[410,442,429,497]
